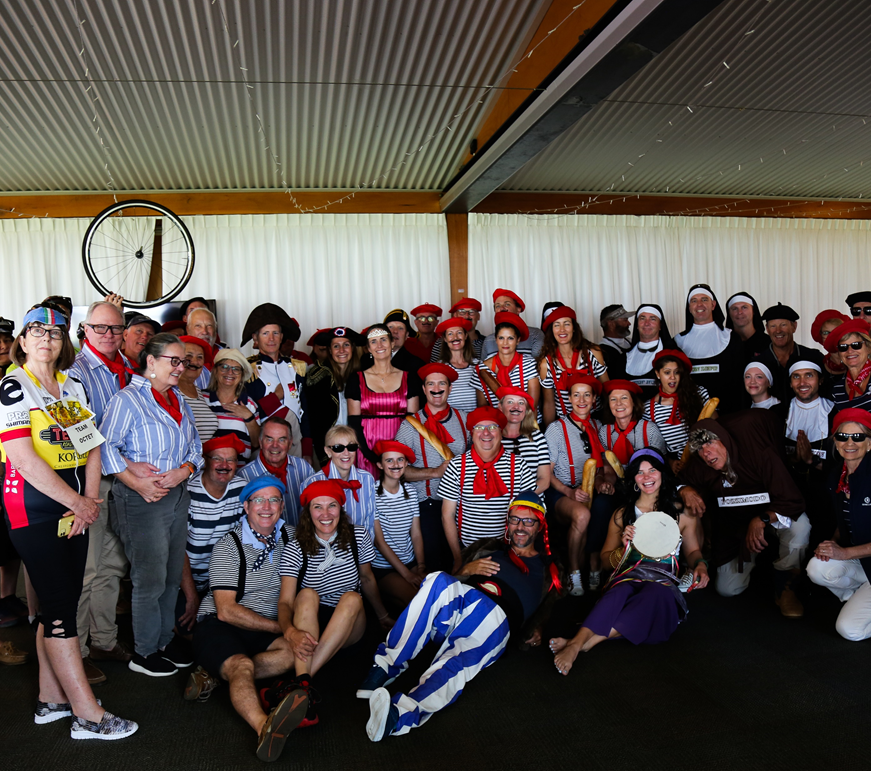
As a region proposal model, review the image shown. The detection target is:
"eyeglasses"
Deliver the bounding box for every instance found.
[86,323,124,335]
[837,341,865,352]
[472,424,501,432]
[249,496,283,505]
[416,315,437,323]
[157,355,187,368]
[26,325,65,340]
[850,307,871,317]
[205,454,236,464]
[507,515,538,526]
[329,443,359,453]
[454,310,476,318]
[834,432,869,443]
[217,363,243,374]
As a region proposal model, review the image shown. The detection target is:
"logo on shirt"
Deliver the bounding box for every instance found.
[38,426,73,449]
[0,380,23,406]
[4,478,19,496]
[5,410,28,426]
[864,497,870,505]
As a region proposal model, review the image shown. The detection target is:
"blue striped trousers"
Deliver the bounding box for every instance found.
[373,571,510,735]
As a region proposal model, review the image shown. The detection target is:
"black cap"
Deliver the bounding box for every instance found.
[180,296,210,319]
[125,313,161,334]
[0,317,14,336]
[761,303,799,323]
[846,291,871,307]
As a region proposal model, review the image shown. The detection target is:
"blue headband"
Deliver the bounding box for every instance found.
[239,475,287,503]
[628,448,665,466]
[23,307,68,329]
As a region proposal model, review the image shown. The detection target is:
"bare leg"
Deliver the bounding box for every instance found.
[378,573,418,610]
[290,589,321,677]
[251,638,295,680]
[307,592,365,676]
[222,654,267,733]
[555,498,590,574]
[549,626,622,676]
[0,560,20,597]
[38,625,103,722]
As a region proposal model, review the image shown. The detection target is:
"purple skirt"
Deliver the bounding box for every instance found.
[583,581,680,645]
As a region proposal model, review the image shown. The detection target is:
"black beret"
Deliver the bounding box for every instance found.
[845,291,871,307]
[761,303,799,322]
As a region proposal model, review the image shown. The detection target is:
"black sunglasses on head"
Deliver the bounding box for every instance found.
[850,307,871,317]
[834,432,869,443]
[837,341,865,352]
[329,443,359,453]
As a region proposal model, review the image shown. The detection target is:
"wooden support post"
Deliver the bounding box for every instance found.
[445,213,469,307]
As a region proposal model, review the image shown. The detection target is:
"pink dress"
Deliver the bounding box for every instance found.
[354,371,410,476]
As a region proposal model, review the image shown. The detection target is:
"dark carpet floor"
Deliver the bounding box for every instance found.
[2,569,867,771]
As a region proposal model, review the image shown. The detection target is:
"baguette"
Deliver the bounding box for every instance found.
[581,458,597,499]
[406,415,454,462]
[604,450,625,478]
[679,397,721,465]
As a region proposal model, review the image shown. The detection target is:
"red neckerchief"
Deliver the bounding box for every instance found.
[471,447,509,499]
[836,462,851,496]
[569,414,603,466]
[424,405,454,445]
[846,360,871,400]
[321,462,360,501]
[556,348,580,372]
[262,456,288,488]
[609,421,637,465]
[492,353,522,389]
[84,339,134,391]
[656,389,681,425]
[151,387,183,425]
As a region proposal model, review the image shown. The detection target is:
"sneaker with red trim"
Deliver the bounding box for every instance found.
[260,675,321,728]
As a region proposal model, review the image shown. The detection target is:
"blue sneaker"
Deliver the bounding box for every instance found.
[355,665,394,700]
[366,688,399,742]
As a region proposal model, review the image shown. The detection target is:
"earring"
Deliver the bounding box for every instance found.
[149,372,156,379]
[633,483,639,492]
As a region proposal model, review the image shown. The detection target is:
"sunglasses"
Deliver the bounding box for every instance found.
[471,424,501,432]
[416,315,437,323]
[837,341,865,352]
[834,432,869,442]
[507,515,538,526]
[329,443,359,453]
[850,307,871,316]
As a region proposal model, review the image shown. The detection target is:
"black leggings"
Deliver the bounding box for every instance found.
[7,518,88,638]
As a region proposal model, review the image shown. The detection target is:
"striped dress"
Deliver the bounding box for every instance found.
[373,486,420,569]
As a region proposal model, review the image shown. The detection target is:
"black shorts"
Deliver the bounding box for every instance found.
[192,615,283,678]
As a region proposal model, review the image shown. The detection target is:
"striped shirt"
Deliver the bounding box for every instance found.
[238,454,313,527]
[395,407,470,501]
[186,472,246,591]
[203,388,260,461]
[67,345,134,424]
[447,361,481,413]
[545,417,600,488]
[439,449,537,547]
[301,464,377,538]
[198,519,294,619]
[181,390,219,443]
[539,351,607,419]
[279,525,376,607]
[597,420,667,459]
[502,430,550,476]
[642,386,710,454]
[99,374,204,475]
[373,486,420,569]
[471,354,540,407]
[831,375,871,417]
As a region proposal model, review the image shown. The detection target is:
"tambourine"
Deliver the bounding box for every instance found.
[631,511,681,561]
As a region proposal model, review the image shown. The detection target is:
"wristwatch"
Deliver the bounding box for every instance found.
[759,512,771,525]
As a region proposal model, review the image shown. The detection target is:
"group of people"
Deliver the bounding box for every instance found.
[2,284,871,760]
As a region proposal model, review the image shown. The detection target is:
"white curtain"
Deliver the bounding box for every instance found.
[0,213,449,350]
[469,213,871,347]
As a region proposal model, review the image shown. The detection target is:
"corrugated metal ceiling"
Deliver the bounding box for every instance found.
[0,0,548,192]
[503,0,871,198]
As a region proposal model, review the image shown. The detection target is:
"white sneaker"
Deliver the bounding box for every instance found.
[678,571,695,593]
[569,571,584,597]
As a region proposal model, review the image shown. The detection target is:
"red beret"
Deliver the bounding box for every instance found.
[652,349,693,372]
[825,319,871,353]
[178,335,214,369]
[202,434,247,457]
[811,310,850,345]
[466,406,508,431]
[411,304,442,318]
[418,362,458,383]
[449,298,482,313]
[496,386,534,410]
[494,312,529,342]
[542,306,576,329]
[372,440,416,462]
[300,479,361,508]
[307,328,332,347]
[833,408,871,433]
[435,318,472,337]
[492,289,525,312]
[556,372,601,396]
[602,379,643,396]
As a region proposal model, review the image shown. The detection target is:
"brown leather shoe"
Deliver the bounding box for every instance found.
[0,640,28,665]
[89,642,133,663]
[82,657,107,685]
[775,587,804,618]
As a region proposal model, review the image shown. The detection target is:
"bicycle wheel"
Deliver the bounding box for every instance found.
[82,199,196,308]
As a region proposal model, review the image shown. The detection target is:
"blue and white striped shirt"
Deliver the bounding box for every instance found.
[100,374,204,475]
[67,345,134,424]
[238,454,313,527]
[301,464,377,539]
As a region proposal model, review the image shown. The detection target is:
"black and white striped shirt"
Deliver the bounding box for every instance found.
[447,362,480,413]
[373,486,420,569]
[545,418,600,488]
[502,430,550,475]
[186,473,247,592]
[198,520,294,620]
[279,525,376,607]
[831,375,871,417]
[598,420,667,458]
[642,386,710,455]
[439,449,538,547]
[181,391,219,443]
[539,351,607,419]
[395,408,470,501]
[471,354,540,407]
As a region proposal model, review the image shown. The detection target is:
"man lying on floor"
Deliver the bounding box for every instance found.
[356,492,565,741]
